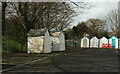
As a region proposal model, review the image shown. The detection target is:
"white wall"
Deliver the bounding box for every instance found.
[51,36,60,51]
[119,40,120,49]
[59,32,65,51]
[44,30,52,53]
[27,36,44,53]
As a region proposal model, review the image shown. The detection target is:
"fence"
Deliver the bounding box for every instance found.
[65,39,81,47]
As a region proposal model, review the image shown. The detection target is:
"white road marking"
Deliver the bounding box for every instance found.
[115,50,118,54]
[1,53,60,72]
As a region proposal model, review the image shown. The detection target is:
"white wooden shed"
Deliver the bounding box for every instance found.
[50,31,65,51]
[119,39,120,49]
[109,36,118,49]
[90,36,99,48]
[81,37,89,48]
[99,37,108,48]
[27,29,51,53]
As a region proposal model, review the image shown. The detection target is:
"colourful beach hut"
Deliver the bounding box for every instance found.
[109,36,118,49]
[99,37,108,48]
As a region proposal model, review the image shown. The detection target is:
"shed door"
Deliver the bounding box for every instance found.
[112,39,116,48]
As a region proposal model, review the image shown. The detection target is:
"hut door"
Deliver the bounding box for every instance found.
[92,39,95,47]
[112,39,116,48]
[83,38,87,47]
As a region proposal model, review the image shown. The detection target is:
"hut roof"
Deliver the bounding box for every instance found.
[27,29,47,36]
[109,36,118,39]
[91,36,98,40]
[100,37,107,39]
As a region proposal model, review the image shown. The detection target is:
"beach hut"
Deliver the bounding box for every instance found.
[99,37,108,48]
[81,37,89,48]
[109,36,118,49]
[50,31,65,51]
[27,29,51,53]
[90,36,99,48]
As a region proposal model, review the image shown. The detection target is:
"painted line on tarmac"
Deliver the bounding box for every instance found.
[1,53,60,72]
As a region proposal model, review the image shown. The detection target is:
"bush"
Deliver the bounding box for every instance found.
[2,36,26,53]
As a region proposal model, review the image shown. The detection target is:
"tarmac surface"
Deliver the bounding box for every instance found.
[2,47,120,74]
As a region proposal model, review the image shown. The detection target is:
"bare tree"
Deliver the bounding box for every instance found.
[106,9,119,36]
[6,2,91,32]
[2,2,7,35]
[4,2,92,47]
[86,18,106,37]
[3,2,93,52]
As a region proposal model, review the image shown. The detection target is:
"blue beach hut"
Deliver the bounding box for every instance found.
[109,36,118,49]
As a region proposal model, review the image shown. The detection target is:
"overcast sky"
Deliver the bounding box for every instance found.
[71,1,119,27]
[3,0,119,30]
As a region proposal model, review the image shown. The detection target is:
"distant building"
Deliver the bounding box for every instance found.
[83,33,89,37]
[108,32,116,37]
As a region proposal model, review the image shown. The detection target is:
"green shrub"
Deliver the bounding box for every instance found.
[2,36,26,53]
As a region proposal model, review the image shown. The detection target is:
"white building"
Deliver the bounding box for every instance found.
[27,29,51,53]
[81,37,89,48]
[99,37,108,48]
[50,31,65,51]
[118,39,120,49]
[90,36,99,48]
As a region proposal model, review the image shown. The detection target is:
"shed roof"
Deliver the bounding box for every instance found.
[27,29,48,36]
[50,30,62,37]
